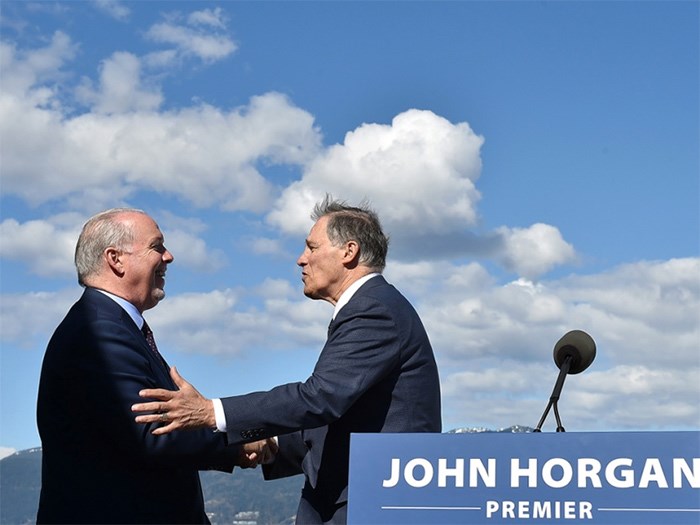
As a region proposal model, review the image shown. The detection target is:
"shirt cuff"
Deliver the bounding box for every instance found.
[212,398,227,433]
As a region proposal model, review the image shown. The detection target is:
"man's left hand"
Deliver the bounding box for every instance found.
[132,366,216,435]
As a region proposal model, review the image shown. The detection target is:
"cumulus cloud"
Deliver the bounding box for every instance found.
[250,237,288,257]
[1,35,573,280]
[145,9,236,63]
[268,109,485,236]
[264,110,574,279]
[76,51,163,113]
[1,37,321,208]
[441,362,700,432]
[93,0,130,21]
[0,217,81,277]
[164,229,226,273]
[0,30,77,102]
[187,8,228,29]
[429,257,700,430]
[146,280,329,355]
[496,223,577,280]
[0,289,82,347]
[1,14,320,210]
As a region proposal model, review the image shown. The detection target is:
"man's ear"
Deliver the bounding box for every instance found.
[342,241,361,268]
[104,247,125,276]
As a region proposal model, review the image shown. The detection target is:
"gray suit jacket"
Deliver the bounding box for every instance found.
[221,276,442,523]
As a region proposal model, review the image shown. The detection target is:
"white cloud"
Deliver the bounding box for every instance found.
[146,282,328,356]
[156,212,227,273]
[164,230,226,273]
[0,289,82,347]
[2,35,574,280]
[0,31,76,103]
[187,8,227,29]
[1,27,320,210]
[268,109,485,236]
[93,0,130,21]
[142,49,179,69]
[1,43,321,208]
[264,110,574,279]
[441,362,700,432]
[250,237,287,257]
[145,9,236,64]
[496,223,577,280]
[0,217,80,277]
[425,257,700,430]
[75,51,163,113]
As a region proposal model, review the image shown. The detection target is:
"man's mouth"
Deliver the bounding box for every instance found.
[156,270,166,278]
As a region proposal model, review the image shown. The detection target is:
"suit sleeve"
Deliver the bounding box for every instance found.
[261,432,306,480]
[221,294,400,444]
[77,317,239,471]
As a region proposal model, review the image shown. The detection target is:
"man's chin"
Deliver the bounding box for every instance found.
[151,289,166,305]
[303,289,326,302]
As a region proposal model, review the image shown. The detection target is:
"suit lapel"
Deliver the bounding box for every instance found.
[83,288,175,388]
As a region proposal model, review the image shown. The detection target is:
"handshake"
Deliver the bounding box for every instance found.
[238,437,279,469]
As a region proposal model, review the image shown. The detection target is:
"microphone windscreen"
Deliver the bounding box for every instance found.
[553,330,596,374]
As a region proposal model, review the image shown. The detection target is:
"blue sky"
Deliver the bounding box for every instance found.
[1,0,698,457]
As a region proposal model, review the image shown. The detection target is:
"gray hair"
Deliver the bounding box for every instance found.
[312,195,389,272]
[75,207,146,286]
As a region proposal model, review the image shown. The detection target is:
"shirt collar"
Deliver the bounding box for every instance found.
[332,273,380,320]
[93,288,145,329]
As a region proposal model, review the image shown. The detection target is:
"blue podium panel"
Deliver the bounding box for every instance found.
[348,431,700,524]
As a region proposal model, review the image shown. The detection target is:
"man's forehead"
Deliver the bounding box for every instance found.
[127,213,163,240]
[307,217,328,242]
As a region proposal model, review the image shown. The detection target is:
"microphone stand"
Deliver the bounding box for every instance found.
[533,354,572,432]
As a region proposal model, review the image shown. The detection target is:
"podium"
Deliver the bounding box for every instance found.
[347,431,700,524]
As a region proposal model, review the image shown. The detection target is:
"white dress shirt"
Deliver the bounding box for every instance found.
[94,289,146,329]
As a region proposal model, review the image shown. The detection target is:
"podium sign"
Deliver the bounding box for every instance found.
[348,431,699,524]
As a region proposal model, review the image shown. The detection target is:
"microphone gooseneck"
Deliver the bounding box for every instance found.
[533,330,596,432]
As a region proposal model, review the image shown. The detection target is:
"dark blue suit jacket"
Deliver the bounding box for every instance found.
[221,276,442,524]
[36,288,238,524]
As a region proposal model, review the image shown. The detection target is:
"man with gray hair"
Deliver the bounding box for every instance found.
[133,196,442,524]
[37,208,256,524]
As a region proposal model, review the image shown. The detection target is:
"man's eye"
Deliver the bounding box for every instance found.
[152,244,166,254]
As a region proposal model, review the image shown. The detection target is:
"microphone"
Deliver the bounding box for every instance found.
[534,330,596,432]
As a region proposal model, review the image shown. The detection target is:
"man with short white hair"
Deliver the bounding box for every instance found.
[37,208,254,524]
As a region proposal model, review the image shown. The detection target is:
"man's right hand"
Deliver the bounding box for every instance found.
[241,438,279,467]
[132,367,216,435]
